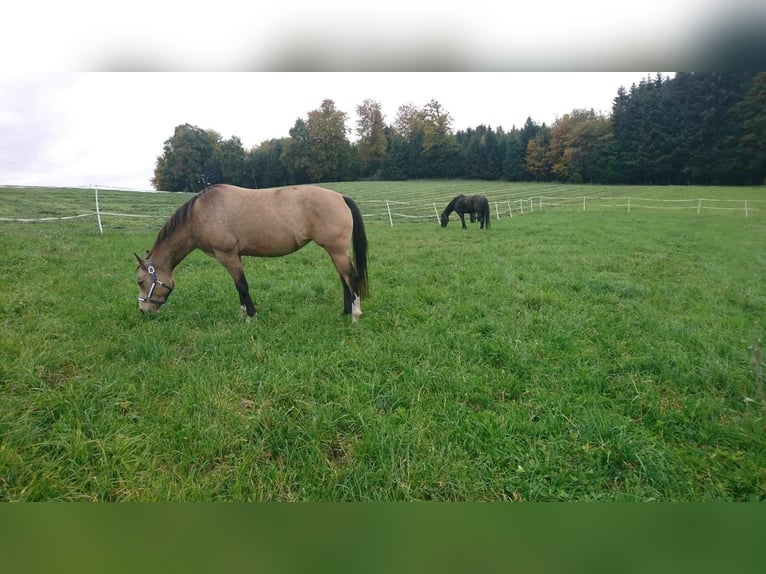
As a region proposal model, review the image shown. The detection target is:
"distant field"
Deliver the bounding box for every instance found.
[1,182,764,234]
[1,182,765,500]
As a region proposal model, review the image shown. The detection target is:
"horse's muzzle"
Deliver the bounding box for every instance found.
[138,299,163,314]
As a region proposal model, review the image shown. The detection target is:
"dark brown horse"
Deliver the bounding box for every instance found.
[135,184,369,322]
[440,194,491,229]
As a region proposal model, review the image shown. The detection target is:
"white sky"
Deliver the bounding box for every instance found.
[0,72,661,189]
[1,0,760,189]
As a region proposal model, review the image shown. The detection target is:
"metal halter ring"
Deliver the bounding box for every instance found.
[138,264,173,306]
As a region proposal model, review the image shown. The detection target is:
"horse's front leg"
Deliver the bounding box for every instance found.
[216,252,257,319]
[459,213,467,229]
[234,273,256,319]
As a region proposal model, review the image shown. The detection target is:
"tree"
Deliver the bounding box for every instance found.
[212,136,248,187]
[580,113,618,184]
[502,127,526,181]
[152,74,765,190]
[611,75,679,184]
[549,109,615,183]
[392,102,425,178]
[381,134,410,180]
[480,128,503,180]
[611,84,638,182]
[458,125,504,180]
[519,117,542,180]
[355,99,388,178]
[305,99,351,181]
[420,99,461,178]
[548,114,571,181]
[152,123,222,192]
[525,132,550,181]
[343,144,362,182]
[392,102,421,141]
[736,72,766,184]
[279,100,352,183]
[248,138,288,188]
[706,72,757,184]
[611,72,755,184]
[460,127,482,179]
[280,119,312,184]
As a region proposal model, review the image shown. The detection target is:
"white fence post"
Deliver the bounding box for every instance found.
[745,200,749,217]
[386,200,393,227]
[627,197,631,213]
[582,197,586,211]
[697,198,702,215]
[507,201,512,218]
[94,185,103,234]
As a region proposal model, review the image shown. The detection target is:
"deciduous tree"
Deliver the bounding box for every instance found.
[152,123,222,192]
[355,99,388,178]
[212,136,248,187]
[305,99,351,181]
[420,99,460,178]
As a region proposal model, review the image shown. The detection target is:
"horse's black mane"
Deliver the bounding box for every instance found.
[444,194,466,213]
[153,185,217,247]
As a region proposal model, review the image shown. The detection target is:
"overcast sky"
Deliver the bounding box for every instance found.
[1,0,762,189]
[1,72,664,190]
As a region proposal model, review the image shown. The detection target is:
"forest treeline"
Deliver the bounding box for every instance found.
[152,72,766,192]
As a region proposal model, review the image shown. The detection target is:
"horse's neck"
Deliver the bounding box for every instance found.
[151,229,195,271]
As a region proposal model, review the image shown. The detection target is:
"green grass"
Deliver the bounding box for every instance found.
[2,182,764,232]
[1,184,765,500]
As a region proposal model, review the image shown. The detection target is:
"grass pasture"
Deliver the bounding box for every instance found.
[1,182,765,501]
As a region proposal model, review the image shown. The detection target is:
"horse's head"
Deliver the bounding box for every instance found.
[440,212,449,227]
[135,253,175,314]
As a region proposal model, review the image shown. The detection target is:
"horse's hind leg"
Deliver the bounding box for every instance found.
[328,251,362,322]
[340,277,355,316]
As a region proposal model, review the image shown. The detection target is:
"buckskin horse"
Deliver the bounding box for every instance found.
[440,194,491,229]
[135,184,369,322]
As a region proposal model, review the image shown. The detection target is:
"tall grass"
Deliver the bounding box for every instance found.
[1,184,765,500]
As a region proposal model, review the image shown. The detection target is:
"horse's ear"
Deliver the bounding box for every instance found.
[134,253,147,268]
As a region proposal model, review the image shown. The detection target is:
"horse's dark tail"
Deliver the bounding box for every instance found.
[343,196,369,298]
[484,200,491,229]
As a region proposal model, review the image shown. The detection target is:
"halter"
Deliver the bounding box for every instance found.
[138,264,174,306]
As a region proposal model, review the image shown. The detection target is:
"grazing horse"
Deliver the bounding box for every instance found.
[135,184,369,322]
[440,194,491,229]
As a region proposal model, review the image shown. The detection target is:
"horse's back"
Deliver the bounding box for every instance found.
[194,184,352,256]
[206,183,346,213]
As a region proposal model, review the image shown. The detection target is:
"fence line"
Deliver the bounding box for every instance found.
[2,186,764,231]
[0,213,95,223]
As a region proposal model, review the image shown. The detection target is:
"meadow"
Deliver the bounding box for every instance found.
[1,182,765,501]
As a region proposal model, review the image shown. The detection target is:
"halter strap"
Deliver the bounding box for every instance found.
[138,264,174,306]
